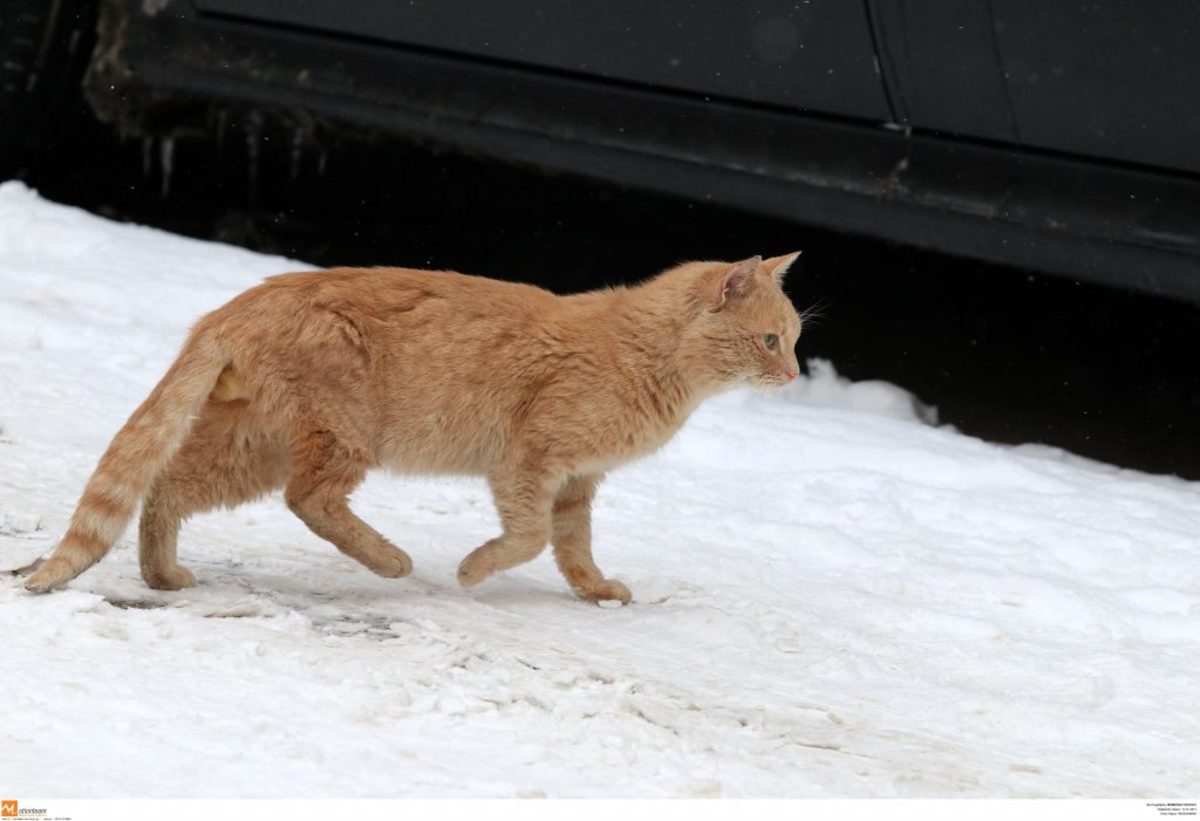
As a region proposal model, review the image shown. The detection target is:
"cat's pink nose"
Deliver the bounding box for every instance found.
[787,369,799,381]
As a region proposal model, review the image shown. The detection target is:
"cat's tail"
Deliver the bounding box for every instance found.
[23,328,229,592]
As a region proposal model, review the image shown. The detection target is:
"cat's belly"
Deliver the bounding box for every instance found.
[376,437,492,476]
[374,413,504,476]
[565,422,684,477]
[371,378,692,479]
[374,416,680,478]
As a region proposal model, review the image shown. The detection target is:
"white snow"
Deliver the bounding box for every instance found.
[1,181,1197,798]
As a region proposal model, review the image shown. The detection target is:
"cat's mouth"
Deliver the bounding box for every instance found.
[755,374,791,389]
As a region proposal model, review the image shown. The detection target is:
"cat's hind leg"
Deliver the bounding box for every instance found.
[284,427,412,578]
[550,474,631,605]
[138,485,195,590]
[139,407,290,589]
[457,468,558,588]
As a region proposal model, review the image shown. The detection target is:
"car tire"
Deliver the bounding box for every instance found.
[0,0,98,179]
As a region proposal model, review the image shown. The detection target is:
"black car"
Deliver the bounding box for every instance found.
[4,0,1198,299]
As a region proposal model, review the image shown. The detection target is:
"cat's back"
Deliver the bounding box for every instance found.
[277,265,555,311]
[208,265,562,351]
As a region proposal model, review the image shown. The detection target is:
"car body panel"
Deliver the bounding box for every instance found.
[993,0,1200,175]
[83,0,1200,300]
[195,0,893,120]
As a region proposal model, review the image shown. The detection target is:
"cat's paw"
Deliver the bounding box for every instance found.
[369,549,413,579]
[457,538,505,588]
[143,564,197,591]
[457,553,493,588]
[23,556,73,593]
[575,578,632,606]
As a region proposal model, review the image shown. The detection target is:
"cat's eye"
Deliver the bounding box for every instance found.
[763,333,779,350]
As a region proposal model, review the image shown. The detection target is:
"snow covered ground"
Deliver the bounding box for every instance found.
[1,181,1197,798]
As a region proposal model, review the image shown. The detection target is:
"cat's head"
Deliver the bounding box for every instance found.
[683,253,803,390]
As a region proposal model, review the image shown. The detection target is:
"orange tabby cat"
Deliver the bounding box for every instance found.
[22,253,802,604]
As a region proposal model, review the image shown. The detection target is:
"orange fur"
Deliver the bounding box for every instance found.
[24,254,802,604]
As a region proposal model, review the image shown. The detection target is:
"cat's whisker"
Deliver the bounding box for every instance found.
[799,300,831,328]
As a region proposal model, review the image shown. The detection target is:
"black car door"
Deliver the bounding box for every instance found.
[990,0,1200,174]
[871,0,1200,175]
[194,0,893,123]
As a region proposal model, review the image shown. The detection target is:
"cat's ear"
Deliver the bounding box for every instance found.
[714,256,762,307]
[764,251,801,285]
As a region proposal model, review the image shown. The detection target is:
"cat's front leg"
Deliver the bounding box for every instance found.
[550,474,631,606]
[457,468,558,588]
